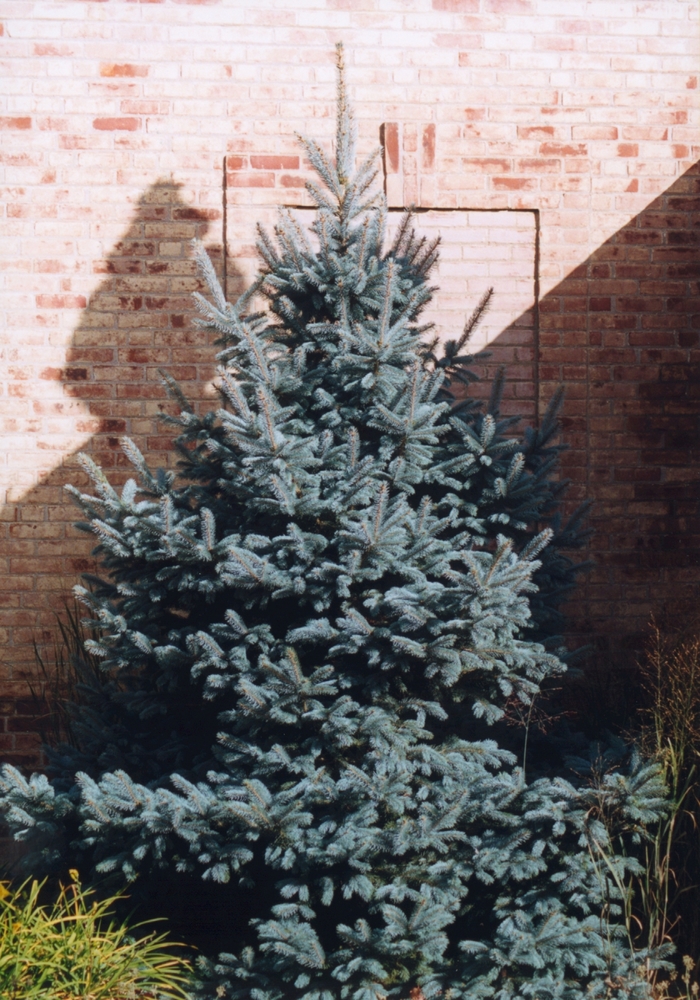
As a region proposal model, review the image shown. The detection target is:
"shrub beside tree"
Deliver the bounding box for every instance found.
[0,871,191,1000]
[0,47,667,1000]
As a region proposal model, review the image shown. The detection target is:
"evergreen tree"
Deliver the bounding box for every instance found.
[0,46,668,1000]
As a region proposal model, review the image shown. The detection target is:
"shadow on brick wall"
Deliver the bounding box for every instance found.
[0,180,225,767]
[2,164,699,768]
[535,161,700,656]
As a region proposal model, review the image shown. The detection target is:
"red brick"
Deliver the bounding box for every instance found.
[100,64,149,77]
[517,158,559,173]
[36,295,87,309]
[540,142,587,157]
[572,125,618,140]
[226,172,275,187]
[0,117,31,130]
[250,155,300,170]
[382,122,399,174]
[36,117,68,131]
[422,124,435,172]
[93,117,140,131]
[517,125,554,139]
[59,134,88,149]
[465,157,511,172]
[492,177,536,190]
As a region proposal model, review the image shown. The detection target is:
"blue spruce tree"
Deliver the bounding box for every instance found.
[0,46,668,1000]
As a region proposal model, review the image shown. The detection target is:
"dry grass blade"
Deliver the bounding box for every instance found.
[632,620,700,994]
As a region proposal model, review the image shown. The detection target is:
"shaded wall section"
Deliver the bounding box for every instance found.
[0,182,220,767]
[538,162,700,649]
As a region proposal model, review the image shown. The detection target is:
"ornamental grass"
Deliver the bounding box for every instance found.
[0,871,193,1000]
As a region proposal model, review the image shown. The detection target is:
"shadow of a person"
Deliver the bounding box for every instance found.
[0,180,227,767]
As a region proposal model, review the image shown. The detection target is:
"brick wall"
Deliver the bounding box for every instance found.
[0,0,698,765]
